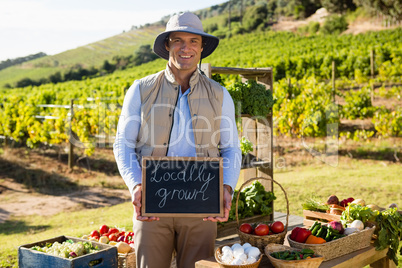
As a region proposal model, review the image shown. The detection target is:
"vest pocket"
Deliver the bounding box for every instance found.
[207,148,220,157]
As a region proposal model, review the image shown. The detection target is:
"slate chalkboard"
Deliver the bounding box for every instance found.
[141,156,223,217]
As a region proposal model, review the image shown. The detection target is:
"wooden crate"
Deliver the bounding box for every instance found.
[217,214,271,238]
[303,210,341,228]
[19,235,118,268]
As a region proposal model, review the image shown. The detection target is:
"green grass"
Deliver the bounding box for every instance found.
[273,159,401,216]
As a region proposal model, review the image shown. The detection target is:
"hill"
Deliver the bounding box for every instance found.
[0,1,400,90]
[0,26,162,89]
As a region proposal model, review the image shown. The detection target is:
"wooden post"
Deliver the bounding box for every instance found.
[68,99,74,169]
[332,61,336,102]
[370,49,375,78]
[200,63,212,78]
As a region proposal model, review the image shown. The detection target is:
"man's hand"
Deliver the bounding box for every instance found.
[203,185,233,222]
[132,184,159,222]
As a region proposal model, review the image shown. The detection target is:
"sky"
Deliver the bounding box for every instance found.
[0,0,227,62]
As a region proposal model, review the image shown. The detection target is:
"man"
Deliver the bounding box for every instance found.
[113,12,241,268]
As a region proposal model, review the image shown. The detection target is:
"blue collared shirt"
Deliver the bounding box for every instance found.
[113,79,241,195]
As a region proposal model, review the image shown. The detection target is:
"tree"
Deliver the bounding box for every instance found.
[322,0,356,14]
[354,0,402,20]
[243,3,268,31]
[49,72,62,83]
[16,78,36,88]
[132,45,158,66]
[320,15,349,35]
[102,60,115,73]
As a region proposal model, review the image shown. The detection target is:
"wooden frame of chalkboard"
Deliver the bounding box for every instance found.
[141,156,224,217]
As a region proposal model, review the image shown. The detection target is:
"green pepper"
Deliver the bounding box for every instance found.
[311,223,321,236]
[325,228,334,242]
[316,225,328,238]
[309,221,319,231]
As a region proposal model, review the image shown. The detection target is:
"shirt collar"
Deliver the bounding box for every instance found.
[165,64,200,90]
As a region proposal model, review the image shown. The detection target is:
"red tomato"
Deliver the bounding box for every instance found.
[99,224,109,235]
[90,230,100,237]
[254,223,269,236]
[108,228,119,234]
[271,221,285,234]
[239,223,253,234]
[108,234,118,242]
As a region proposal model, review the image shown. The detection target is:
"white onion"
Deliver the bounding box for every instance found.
[248,247,260,259]
[222,246,232,254]
[230,258,243,265]
[237,253,248,262]
[245,256,257,264]
[349,220,364,231]
[242,242,252,249]
[233,246,245,258]
[344,227,358,235]
[231,243,242,250]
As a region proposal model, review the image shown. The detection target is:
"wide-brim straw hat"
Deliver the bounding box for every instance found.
[153,12,219,60]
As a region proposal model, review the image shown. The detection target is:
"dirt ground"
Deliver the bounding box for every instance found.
[0,147,132,223]
[271,8,398,34]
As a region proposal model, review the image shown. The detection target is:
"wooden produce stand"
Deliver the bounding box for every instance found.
[200,65,275,237]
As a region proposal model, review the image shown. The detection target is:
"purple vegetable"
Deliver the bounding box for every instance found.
[117,235,125,242]
[329,221,344,234]
[69,252,77,258]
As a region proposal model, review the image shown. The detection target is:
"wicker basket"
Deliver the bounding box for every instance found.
[215,243,263,268]
[287,226,375,261]
[118,249,136,268]
[236,177,289,250]
[264,244,324,268]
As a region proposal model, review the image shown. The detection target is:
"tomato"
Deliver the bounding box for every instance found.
[90,230,100,237]
[99,224,109,235]
[254,223,269,236]
[271,221,285,234]
[108,233,118,242]
[108,228,119,234]
[239,223,253,234]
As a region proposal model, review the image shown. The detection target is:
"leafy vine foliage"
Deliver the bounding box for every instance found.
[0,29,401,154]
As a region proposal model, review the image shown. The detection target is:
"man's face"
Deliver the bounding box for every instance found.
[166,31,203,73]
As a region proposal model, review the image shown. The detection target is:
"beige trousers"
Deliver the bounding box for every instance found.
[133,217,217,268]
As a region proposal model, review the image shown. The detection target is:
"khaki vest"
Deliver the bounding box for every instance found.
[136,65,223,158]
